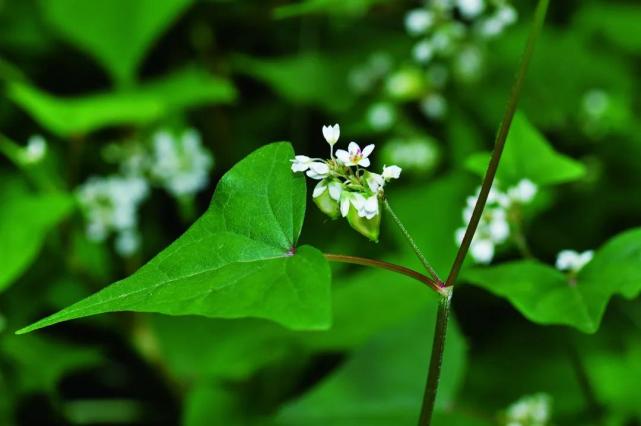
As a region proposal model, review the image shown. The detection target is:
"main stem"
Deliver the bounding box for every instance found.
[417,1,550,424]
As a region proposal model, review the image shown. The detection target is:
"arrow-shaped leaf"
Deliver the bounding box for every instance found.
[18,142,331,334]
[462,228,641,333]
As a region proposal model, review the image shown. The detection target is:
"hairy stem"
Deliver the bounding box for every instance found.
[384,199,442,283]
[418,1,550,425]
[324,253,447,296]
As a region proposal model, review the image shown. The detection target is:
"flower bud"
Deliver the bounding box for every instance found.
[347,203,381,242]
[313,189,340,219]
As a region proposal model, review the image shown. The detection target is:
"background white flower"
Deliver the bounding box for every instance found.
[149,129,213,197]
[555,250,594,273]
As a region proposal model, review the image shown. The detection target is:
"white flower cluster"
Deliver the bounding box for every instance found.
[76,175,149,256]
[78,127,214,256]
[503,393,552,426]
[404,0,517,119]
[291,124,402,241]
[149,129,213,197]
[555,249,593,274]
[455,179,537,264]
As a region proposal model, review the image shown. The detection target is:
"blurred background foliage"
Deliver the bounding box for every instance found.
[1,0,641,425]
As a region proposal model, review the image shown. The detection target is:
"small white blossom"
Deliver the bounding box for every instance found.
[382,165,402,180]
[420,93,448,119]
[457,0,485,19]
[322,124,340,146]
[336,142,375,167]
[508,179,538,204]
[555,250,594,274]
[306,162,330,180]
[313,181,327,198]
[291,155,315,172]
[149,129,213,197]
[77,175,149,255]
[504,393,552,426]
[115,229,141,257]
[23,135,47,164]
[404,9,435,36]
[412,40,435,64]
[366,172,385,193]
[470,238,495,264]
[353,194,379,220]
[367,102,396,130]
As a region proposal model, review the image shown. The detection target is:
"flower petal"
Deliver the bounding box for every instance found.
[361,144,375,157]
[348,141,360,154]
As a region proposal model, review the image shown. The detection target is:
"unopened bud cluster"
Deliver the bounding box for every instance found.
[291,124,402,241]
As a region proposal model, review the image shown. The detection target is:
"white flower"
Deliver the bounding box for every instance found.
[404,9,434,36]
[314,179,343,200]
[488,210,509,243]
[420,93,448,119]
[76,175,149,255]
[470,238,494,264]
[339,192,357,217]
[367,102,396,130]
[366,172,385,193]
[328,180,343,201]
[412,40,434,64]
[115,229,141,257]
[312,181,327,198]
[149,129,213,197]
[306,162,330,180]
[457,0,485,19]
[291,155,314,172]
[555,250,594,273]
[353,194,379,219]
[322,124,340,146]
[505,393,552,426]
[336,142,375,167]
[497,5,518,25]
[508,179,538,204]
[23,135,47,164]
[382,165,402,180]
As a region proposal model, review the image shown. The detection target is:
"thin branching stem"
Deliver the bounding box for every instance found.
[324,253,447,296]
[417,1,550,425]
[384,199,442,283]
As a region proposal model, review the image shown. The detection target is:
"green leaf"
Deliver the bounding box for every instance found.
[462,228,641,333]
[8,67,236,137]
[39,0,193,86]
[0,178,73,292]
[275,305,467,426]
[574,3,641,54]
[464,112,586,186]
[274,0,392,19]
[233,53,355,112]
[18,143,332,334]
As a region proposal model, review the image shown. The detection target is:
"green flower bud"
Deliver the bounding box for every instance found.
[313,188,340,219]
[347,205,381,242]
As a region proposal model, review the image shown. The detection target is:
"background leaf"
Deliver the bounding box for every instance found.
[0,178,73,292]
[274,305,467,426]
[39,0,194,86]
[8,67,236,137]
[464,112,586,186]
